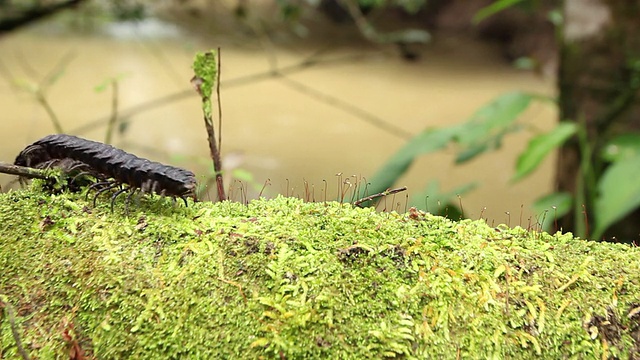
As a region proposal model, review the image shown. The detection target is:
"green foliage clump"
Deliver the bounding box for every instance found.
[1,185,640,358]
[370,90,640,240]
[192,50,218,120]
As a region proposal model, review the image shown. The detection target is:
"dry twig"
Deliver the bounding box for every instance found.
[354,186,408,207]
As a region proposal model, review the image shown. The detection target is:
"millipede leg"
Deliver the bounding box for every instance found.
[85,181,113,200]
[93,182,120,207]
[124,188,138,215]
[40,160,58,169]
[66,161,88,173]
[71,171,89,182]
[70,171,97,185]
[111,187,130,213]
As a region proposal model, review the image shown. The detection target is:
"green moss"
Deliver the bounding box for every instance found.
[1,184,640,359]
[192,50,217,120]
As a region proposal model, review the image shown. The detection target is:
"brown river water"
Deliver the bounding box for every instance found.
[0,17,556,224]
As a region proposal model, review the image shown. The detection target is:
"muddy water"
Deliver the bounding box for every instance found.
[0,20,556,223]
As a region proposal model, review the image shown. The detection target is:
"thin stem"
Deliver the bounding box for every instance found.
[278,76,412,139]
[216,47,223,153]
[70,53,383,136]
[0,297,31,360]
[36,91,63,133]
[574,116,592,238]
[104,80,119,144]
[194,50,226,201]
[212,49,226,201]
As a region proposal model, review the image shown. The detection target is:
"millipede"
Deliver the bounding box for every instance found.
[14,134,197,211]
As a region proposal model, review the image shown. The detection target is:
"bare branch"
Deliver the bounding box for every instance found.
[354,186,408,207]
[0,161,51,180]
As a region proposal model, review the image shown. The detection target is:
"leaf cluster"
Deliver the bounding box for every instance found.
[366,90,640,240]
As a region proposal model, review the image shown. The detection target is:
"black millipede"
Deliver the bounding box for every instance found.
[14,134,197,211]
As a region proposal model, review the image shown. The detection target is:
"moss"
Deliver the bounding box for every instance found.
[1,184,640,359]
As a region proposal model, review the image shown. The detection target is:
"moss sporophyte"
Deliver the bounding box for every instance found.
[1,185,640,358]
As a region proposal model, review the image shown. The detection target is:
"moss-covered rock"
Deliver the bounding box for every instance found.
[1,185,640,359]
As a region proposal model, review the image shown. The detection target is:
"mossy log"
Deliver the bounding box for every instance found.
[1,185,640,359]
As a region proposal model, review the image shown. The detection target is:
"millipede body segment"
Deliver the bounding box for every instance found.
[14,134,197,202]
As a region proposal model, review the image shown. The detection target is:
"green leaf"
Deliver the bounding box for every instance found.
[94,82,109,93]
[531,192,572,231]
[192,51,217,98]
[512,122,577,182]
[457,92,533,145]
[473,0,525,24]
[455,143,489,164]
[365,126,461,201]
[455,91,533,163]
[592,154,640,240]
[12,78,38,93]
[601,133,640,162]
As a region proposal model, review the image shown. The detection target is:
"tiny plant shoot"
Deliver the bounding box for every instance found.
[192,49,226,201]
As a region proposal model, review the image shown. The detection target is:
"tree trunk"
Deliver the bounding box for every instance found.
[556,0,640,241]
